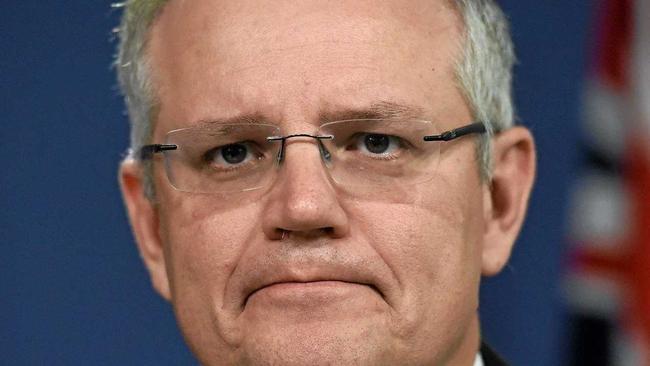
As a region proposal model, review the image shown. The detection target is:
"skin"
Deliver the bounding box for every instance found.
[120,0,536,365]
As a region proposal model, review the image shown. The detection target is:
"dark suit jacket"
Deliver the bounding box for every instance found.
[481,342,509,366]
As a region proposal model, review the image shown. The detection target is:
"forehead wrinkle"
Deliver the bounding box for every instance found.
[319,101,426,123]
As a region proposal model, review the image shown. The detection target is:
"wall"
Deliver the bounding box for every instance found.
[1,1,592,364]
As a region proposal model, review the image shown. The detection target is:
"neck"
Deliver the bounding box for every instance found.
[442,313,481,366]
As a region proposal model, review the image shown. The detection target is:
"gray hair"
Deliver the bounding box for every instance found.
[453,0,516,180]
[115,0,515,196]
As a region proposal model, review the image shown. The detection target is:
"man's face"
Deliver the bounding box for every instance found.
[145,0,487,364]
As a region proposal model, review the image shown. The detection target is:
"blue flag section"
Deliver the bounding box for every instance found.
[2,1,593,365]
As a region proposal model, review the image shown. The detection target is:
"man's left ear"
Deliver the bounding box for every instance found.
[481,126,536,276]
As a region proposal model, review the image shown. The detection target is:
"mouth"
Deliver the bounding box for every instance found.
[244,280,383,308]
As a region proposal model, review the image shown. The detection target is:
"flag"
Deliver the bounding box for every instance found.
[566,0,650,365]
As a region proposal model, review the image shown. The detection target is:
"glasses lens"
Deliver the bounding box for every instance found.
[162,124,281,193]
[156,119,442,193]
[319,119,441,187]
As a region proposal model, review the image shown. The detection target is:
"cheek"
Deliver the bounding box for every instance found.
[348,178,484,334]
[358,198,481,295]
[158,191,263,307]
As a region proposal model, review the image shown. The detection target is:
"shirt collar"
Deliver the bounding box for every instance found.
[473,352,485,366]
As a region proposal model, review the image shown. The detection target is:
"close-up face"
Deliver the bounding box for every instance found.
[126,0,503,364]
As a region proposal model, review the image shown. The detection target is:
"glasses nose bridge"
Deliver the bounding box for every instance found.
[268,133,333,164]
[265,133,335,189]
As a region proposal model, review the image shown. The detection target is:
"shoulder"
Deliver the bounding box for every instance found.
[480,342,509,366]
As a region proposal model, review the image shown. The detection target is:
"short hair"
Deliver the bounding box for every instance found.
[115,0,515,197]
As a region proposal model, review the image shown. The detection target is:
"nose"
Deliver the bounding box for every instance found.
[261,137,349,240]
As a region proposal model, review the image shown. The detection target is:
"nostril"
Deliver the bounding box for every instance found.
[322,227,334,235]
[274,229,288,241]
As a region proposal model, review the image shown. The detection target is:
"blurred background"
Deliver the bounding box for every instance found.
[2,1,649,365]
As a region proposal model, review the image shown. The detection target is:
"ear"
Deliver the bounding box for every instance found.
[119,159,171,301]
[481,127,536,276]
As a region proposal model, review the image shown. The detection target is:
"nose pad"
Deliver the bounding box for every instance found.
[277,138,332,184]
[318,139,332,164]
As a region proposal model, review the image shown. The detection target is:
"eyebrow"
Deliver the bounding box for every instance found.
[319,101,426,123]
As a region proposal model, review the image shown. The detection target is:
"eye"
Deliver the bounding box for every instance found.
[204,142,261,168]
[355,133,402,156]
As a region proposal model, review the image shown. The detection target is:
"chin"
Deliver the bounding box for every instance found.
[236,321,392,366]
[220,281,391,364]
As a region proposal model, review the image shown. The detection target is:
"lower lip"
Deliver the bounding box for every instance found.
[247,280,377,308]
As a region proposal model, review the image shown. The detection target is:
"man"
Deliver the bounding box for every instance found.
[116,0,536,365]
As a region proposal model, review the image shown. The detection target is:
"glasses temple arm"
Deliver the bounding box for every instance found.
[423,122,487,142]
[137,144,178,160]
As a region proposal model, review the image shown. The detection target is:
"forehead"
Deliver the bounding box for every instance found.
[148,0,466,130]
